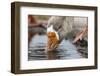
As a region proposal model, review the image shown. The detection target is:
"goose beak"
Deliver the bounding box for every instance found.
[73,25,88,43]
[73,32,84,43]
[46,25,60,51]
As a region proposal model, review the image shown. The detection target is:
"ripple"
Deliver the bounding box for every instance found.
[28,35,87,60]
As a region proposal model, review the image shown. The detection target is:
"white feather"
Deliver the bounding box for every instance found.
[47,25,59,40]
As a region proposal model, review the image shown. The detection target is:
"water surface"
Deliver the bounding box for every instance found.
[28,35,87,60]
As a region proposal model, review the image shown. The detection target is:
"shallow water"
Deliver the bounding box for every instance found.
[28,35,87,60]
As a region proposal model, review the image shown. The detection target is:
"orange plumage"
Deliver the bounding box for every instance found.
[47,32,59,50]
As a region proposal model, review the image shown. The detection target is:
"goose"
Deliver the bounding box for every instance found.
[46,16,88,51]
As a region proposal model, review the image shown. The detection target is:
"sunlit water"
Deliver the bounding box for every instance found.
[28,35,87,60]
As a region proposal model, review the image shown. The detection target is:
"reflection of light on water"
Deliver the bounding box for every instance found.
[59,40,82,59]
[29,34,47,47]
[28,35,86,60]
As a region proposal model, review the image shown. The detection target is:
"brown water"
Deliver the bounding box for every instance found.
[28,35,87,60]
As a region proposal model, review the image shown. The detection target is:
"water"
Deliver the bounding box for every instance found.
[28,35,87,61]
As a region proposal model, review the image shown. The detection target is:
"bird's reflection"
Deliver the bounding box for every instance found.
[46,50,60,60]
